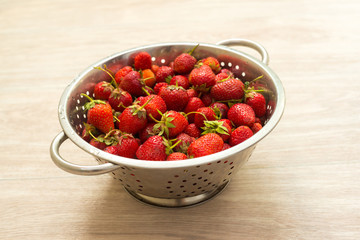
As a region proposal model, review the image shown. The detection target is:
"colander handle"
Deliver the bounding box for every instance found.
[50,131,121,175]
[216,39,269,65]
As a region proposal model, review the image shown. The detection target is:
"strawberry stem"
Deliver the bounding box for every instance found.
[188,44,199,56]
[94,65,118,88]
[81,93,94,102]
[142,87,151,96]
[132,96,154,116]
[184,111,208,121]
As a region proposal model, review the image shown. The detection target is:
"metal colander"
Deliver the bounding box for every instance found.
[50,39,285,208]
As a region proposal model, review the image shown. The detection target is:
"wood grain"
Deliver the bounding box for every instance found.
[1,0,360,239]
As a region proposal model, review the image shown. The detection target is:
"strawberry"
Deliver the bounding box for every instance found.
[189,65,216,91]
[174,133,194,153]
[244,91,267,117]
[90,136,108,150]
[108,88,133,112]
[154,82,168,94]
[167,152,188,161]
[169,75,189,89]
[139,123,159,143]
[228,103,256,127]
[116,98,153,135]
[136,135,167,161]
[158,84,189,112]
[173,45,198,74]
[251,122,262,134]
[184,123,201,138]
[186,88,199,98]
[215,72,231,83]
[193,107,216,128]
[119,70,145,97]
[142,69,156,88]
[187,133,224,158]
[210,78,244,101]
[229,126,253,146]
[81,123,99,142]
[94,81,114,100]
[200,93,213,107]
[200,56,221,73]
[155,66,174,83]
[210,102,229,119]
[151,64,160,74]
[82,94,114,134]
[138,94,167,121]
[201,120,231,142]
[153,110,189,138]
[111,134,140,158]
[222,143,231,150]
[114,66,133,85]
[134,51,152,70]
[219,68,234,77]
[184,97,205,123]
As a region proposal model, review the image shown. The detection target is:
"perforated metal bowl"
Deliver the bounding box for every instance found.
[50,39,285,207]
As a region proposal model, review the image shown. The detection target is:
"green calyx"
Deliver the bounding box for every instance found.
[81,93,107,110]
[162,137,182,155]
[131,96,154,117]
[152,110,176,138]
[201,120,229,136]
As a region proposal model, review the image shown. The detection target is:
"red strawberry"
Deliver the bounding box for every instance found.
[245,92,267,117]
[169,75,189,89]
[210,102,229,119]
[138,94,167,121]
[154,82,168,94]
[114,66,133,85]
[200,93,213,107]
[136,135,167,161]
[222,143,231,150]
[173,44,198,74]
[158,85,189,112]
[108,88,133,112]
[113,134,140,158]
[251,122,262,134]
[117,98,153,135]
[174,133,194,153]
[94,81,114,100]
[229,126,253,146]
[167,152,188,161]
[189,65,216,91]
[134,51,152,70]
[201,120,231,142]
[186,88,199,98]
[154,110,189,138]
[184,123,201,138]
[83,94,114,134]
[187,133,224,158]
[81,123,99,142]
[200,56,221,73]
[193,107,216,128]
[119,70,145,97]
[184,97,205,123]
[90,136,108,150]
[151,64,160,74]
[173,54,197,74]
[210,78,244,101]
[155,66,174,83]
[219,69,234,77]
[215,72,231,83]
[139,123,159,143]
[227,103,256,127]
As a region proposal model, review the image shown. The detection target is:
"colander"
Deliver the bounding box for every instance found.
[50,39,285,208]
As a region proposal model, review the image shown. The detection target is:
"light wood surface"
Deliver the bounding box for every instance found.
[1,0,360,239]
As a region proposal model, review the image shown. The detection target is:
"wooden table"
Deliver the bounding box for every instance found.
[1,0,359,239]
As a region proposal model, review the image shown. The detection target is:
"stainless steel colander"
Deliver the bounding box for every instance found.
[50,39,285,208]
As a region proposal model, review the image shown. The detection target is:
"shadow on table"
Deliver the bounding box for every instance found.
[80,166,284,240]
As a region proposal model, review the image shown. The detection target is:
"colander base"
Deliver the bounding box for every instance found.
[124,181,230,208]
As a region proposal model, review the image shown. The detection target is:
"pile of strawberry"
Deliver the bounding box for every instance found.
[80,45,267,161]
